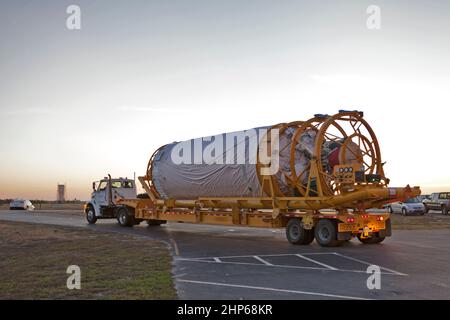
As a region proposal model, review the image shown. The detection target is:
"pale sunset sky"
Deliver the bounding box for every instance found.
[0,0,449,200]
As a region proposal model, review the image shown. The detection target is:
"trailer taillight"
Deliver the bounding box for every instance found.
[346,217,355,223]
[376,216,384,221]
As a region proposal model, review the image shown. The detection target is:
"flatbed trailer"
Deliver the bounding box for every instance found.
[118,198,392,246]
[114,179,419,247]
[86,111,421,247]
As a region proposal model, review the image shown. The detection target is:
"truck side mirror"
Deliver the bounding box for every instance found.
[92,182,96,191]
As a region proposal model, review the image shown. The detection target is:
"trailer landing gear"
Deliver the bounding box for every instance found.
[147,220,166,226]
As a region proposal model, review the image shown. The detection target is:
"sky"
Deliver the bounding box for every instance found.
[0,0,449,200]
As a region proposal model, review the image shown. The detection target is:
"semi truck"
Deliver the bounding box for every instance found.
[84,110,421,247]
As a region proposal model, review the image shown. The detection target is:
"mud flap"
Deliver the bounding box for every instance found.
[378,219,392,237]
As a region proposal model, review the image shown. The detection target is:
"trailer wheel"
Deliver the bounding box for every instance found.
[357,234,385,244]
[86,206,97,224]
[286,218,314,245]
[117,208,133,227]
[314,219,343,247]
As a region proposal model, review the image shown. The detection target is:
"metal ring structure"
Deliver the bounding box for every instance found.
[256,111,385,197]
[256,121,304,197]
[145,144,167,199]
[287,116,324,196]
[313,111,385,196]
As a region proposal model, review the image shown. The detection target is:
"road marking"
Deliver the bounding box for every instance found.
[170,238,180,256]
[253,256,273,266]
[178,279,372,300]
[179,258,325,271]
[295,254,338,270]
[177,258,404,275]
[185,252,337,260]
[334,253,407,276]
[178,252,406,275]
[302,252,339,255]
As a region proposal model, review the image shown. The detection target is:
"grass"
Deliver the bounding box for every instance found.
[0,221,176,300]
[390,211,450,230]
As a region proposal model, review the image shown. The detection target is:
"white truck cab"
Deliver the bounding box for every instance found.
[84,175,137,224]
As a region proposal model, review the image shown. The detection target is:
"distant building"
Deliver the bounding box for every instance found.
[57,184,66,203]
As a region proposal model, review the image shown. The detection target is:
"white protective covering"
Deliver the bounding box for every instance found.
[152,128,267,199]
[151,127,360,199]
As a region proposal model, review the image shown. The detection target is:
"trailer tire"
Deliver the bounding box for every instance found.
[86,206,97,224]
[117,207,133,227]
[357,234,385,244]
[314,219,343,247]
[286,218,314,245]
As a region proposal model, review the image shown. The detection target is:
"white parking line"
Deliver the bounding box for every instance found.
[334,253,407,276]
[253,256,273,266]
[178,279,372,300]
[184,252,338,260]
[177,252,408,276]
[177,258,405,275]
[295,254,338,270]
[170,238,180,256]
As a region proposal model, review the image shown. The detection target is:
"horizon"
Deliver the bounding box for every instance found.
[1,0,449,200]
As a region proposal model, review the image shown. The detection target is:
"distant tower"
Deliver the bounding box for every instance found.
[57,184,66,203]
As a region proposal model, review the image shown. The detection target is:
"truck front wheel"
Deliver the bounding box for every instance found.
[117,208,134,227]
[86,206,97,224]
[314,219,343,247]
[286,218,314,245]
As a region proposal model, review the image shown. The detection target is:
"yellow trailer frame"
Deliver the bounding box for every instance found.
[117,179,420,245]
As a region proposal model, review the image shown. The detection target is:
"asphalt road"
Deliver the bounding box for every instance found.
[1,209,450,300]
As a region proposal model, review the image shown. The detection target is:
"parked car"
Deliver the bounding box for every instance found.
[385,197,425,215]
[424,192,450,215]
[418,195,431,203]
[9,199,35,211]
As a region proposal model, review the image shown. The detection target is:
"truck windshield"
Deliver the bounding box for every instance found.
[98,181,107,190]
[110,181,133,188]
[122,181,133,188]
